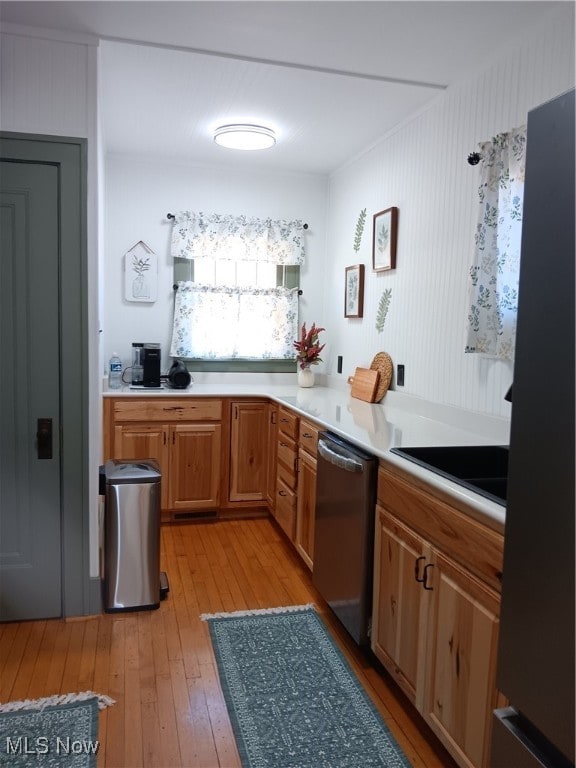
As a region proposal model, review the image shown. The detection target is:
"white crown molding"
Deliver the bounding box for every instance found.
[1,21,99,47]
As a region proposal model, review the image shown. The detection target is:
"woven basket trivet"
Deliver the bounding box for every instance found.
[370,352,393,402]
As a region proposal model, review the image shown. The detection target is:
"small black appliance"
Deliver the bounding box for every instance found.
[142,343,161,388]
[167,359,191,389]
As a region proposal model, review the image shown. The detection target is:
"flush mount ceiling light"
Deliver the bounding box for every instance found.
[213,124,276,151]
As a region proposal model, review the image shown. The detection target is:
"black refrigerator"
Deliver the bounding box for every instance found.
[491,90,575,767]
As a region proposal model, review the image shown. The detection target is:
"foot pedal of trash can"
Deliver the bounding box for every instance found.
[160,571,169,600]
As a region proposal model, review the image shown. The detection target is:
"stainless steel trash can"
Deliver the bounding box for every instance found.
[101,459,161,612]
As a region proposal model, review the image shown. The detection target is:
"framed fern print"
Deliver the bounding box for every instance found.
[345,264,364,318]
[372,207,398,271]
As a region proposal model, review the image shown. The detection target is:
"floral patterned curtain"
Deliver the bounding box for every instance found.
[170,283,299,359]
[171,211,306,265]
[465,126,526,360]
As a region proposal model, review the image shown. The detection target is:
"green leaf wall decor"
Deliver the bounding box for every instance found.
[376,288,392,333]
[353,208,367,253]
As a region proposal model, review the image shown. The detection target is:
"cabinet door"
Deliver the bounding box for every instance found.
[113,423,169,509]
[295,449,317,570]
[229,401,269,502]
[372,506,431,706]
[266,403,278,509]
[275,476,296,541]
[169,423,222,510]
[424,551,500,768]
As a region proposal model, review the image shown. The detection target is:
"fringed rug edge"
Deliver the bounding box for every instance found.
[0,691,116,713]
[200,603,316,621]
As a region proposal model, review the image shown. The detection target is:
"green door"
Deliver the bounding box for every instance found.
[0,158,62,620]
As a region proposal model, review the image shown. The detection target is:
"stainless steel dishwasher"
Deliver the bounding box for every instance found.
[312,432,377,646]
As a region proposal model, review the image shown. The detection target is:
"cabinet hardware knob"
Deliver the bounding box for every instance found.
[415,556,426,583]
[423,563,434,590]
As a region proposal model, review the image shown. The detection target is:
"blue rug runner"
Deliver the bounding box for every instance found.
[202,604,412,768]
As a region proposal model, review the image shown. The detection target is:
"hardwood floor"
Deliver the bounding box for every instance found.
[0,518,457,767]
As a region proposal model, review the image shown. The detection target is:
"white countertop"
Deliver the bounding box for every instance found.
[104,380,509,532]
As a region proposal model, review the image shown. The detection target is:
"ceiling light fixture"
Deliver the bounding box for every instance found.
[213,124,276,151]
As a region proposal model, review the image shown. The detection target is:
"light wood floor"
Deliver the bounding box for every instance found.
[0,517,457,768]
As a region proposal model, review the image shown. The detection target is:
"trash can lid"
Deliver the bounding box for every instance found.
[104,459,161,484]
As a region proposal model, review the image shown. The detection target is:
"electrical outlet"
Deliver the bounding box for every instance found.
[397,364,405,387]
[337,355,343,374]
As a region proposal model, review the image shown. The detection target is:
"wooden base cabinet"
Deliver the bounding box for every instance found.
[372,509,429,706]
[113,423,170,509]
[105,398,223,518]
[229,401,269,503]
[273,406,299,540]
[295,418,320,570]
[424,551,500,768]
[169,423,222,510]
[266,403,278,509]
[372,463,504,768]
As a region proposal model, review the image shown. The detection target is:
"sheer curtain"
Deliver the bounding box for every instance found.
[465,127,526,360]
[170,211,305,360]
[171,284,299,360]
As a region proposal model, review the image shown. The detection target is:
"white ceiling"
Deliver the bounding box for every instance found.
[1,1,571,174]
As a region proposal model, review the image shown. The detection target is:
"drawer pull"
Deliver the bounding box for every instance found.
[302,432,313,439]
[279,489,288,497]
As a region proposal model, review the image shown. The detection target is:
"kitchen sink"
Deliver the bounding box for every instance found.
[390,445,508,506]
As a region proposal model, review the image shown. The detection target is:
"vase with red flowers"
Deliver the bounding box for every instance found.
[294,322,325,387]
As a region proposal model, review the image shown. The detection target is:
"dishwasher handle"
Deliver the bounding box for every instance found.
[317,438,365,473]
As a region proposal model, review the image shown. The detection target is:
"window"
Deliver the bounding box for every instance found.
[170,212,305,370]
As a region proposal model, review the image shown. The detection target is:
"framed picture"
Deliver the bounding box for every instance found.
[124,240,158,303]
[372,207,398,271]
[345,264,365,318]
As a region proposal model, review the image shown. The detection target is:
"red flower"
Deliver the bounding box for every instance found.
[293,322,325,370]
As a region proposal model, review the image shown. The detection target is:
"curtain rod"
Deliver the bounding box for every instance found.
[167,213,308,229]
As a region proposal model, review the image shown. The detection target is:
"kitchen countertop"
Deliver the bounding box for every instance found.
[104,381,509,532]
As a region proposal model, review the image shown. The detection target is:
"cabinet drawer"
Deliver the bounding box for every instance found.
[278,406,299,440]
[378,462,504,591]
[275,478,296,540]
[113,398,222,422]
[277,435,297,474]
[299,419,320,457]
[277,457,297,491]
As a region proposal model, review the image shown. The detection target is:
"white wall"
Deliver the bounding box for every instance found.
[103,156,328,373]
[323,12,575,417]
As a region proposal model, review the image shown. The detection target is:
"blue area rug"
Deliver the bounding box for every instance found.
[202,604,412,768]
[0,692,114,768]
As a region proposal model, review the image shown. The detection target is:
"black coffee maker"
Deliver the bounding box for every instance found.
[142,343,161,388]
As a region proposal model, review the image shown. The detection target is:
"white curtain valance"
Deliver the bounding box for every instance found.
[171,211,306,265]
[170,282,299,360]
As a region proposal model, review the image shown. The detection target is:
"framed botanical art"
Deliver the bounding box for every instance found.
[124,240,158,302]
[345,264,364,318]
[372,207,398,271]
